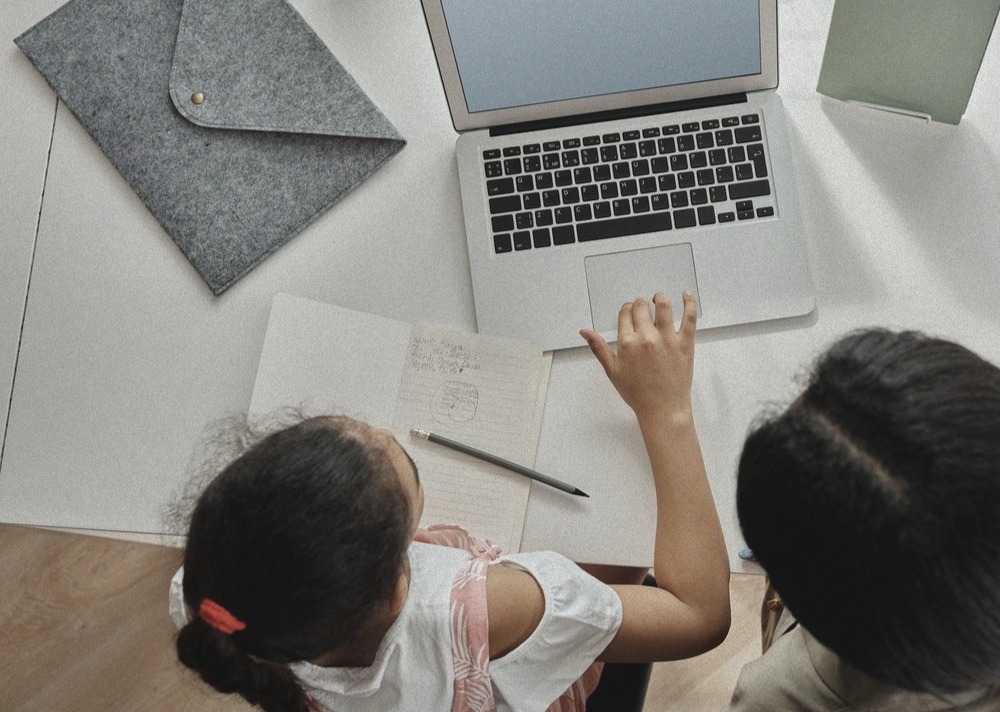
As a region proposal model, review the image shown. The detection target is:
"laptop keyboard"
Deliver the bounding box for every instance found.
[483,114,773,254]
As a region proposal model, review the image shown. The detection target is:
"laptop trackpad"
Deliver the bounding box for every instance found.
[585,243,700,335]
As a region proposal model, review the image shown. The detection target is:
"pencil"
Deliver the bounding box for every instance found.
[410,428,589,497]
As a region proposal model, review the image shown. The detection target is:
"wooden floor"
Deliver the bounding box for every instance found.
[0,524,764,711]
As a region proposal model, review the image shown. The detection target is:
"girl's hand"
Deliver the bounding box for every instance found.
[580,291,697,422]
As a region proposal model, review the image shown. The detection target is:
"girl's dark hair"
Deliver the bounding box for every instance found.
[175,416,412,711]
[737,329,1000,693]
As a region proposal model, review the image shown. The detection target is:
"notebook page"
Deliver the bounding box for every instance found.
[393,324,552,553]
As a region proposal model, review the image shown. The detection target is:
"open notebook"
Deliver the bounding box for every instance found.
[248,294,552,553]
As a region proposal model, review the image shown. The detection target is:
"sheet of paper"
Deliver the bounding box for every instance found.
[393,323,552,553]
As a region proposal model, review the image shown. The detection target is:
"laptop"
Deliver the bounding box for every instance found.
[420,0,815,350]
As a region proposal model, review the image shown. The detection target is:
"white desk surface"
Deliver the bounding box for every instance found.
[2,0,999,571]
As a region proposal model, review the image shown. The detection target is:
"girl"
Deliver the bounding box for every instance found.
[729,329,1000,710]
[171,292,731,711]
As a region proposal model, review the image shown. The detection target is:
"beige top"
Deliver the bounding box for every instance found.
[729,607,1000,711]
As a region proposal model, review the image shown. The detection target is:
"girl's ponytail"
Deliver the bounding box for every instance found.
[176,617,311,712]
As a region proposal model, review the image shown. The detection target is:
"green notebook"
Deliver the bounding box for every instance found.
[817,0,1000,124]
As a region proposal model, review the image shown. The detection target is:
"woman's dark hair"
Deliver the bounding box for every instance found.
[175,416,412,711]
[737,329,1000,693]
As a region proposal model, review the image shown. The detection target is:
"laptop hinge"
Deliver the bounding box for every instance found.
[489,93,749,137]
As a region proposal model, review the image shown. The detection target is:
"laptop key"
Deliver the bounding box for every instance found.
[493,233,513,253]
[673,208,697,229]
[487,177,514,196]
[504,158,522,174]
[489,195,521,214]
[552,225,576,245]
[534,209,554,226]
[747,143,768,177]
[533,228,552,247]
[697,206,716,225]
[714,129,734,146]
[577,212,672,242]
[735,125,763,143]
[728,179,771,200]
[492,215,515,232]
[513,231,532,250]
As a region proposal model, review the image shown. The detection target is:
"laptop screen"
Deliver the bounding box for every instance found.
[422,0,778,131]
[441,0,762,114]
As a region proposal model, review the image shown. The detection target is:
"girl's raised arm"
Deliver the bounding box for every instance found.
[581,292,730,662]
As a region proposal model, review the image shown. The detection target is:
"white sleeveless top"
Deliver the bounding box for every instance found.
[169,536,622,712]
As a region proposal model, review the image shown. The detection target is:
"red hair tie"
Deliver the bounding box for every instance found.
[198,598,247,635]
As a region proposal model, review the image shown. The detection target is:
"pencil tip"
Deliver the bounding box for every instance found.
[410,428,429,440]
[575,489,590,498]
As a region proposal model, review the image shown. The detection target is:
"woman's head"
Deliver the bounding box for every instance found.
[175,415,423,710]
[737,329,1000,693]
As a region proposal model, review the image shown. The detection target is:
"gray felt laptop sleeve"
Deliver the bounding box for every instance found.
[16,0,405,294]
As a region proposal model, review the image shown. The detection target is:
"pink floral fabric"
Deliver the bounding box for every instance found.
[414,525,603,712]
